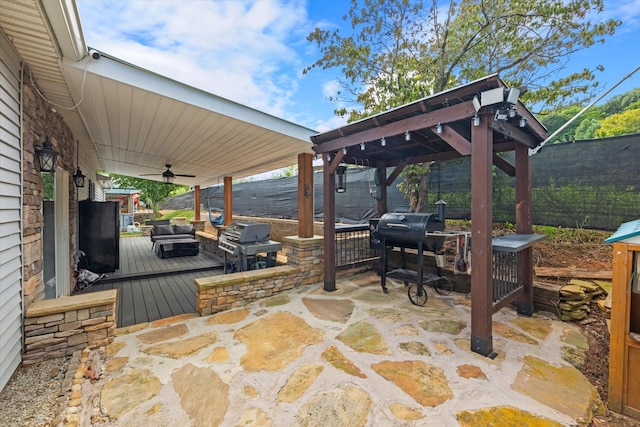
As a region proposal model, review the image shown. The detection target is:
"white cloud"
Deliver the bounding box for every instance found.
[78,0,314,120]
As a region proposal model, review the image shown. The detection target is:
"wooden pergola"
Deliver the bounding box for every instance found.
[310,74,548,357]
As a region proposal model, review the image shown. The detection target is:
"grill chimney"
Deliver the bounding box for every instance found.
[436,200,446,223]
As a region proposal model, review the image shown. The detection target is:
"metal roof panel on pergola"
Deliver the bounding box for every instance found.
[311,74,548,358]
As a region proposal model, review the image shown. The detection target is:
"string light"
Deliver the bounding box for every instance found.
[380,137,386,147]
[404,131,410,141]
[473,114,480,127]
[436,123,443,134]
[360,142,365,150]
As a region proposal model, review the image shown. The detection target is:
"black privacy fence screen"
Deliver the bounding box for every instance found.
[161,134,640,231]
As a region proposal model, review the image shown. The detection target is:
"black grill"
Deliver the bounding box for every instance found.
[370,212,447,293]
[375,212,445,252]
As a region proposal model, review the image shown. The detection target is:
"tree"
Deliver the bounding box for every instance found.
[595,108,640,138]
[305,0,619,211]
[109,174,188,217]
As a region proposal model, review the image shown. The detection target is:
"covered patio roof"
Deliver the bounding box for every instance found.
[1,1,315,188]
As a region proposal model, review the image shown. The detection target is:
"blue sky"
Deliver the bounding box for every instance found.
[77,0,640,134]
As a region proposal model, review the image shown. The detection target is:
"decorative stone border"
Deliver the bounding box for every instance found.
[24,290,117,364]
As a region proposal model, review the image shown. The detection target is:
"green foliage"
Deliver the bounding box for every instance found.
[159,209,195,222]
[306,0,620,120]
[109,174,188,217]
[595,108,640,137]
[271,165,298,179]
[42,173,54,201]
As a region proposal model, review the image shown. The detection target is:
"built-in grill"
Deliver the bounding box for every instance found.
[219,221,282,272]
[371,211,447,293]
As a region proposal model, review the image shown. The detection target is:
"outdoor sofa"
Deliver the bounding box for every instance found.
[150,223,196,249]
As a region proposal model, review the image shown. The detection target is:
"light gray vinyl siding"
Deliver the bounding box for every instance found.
[0,30,23,392]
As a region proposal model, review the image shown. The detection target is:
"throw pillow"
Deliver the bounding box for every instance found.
[155,224,175,235]
[174,224,193,234]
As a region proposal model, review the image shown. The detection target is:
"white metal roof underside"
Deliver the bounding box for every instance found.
[1,1,315,188]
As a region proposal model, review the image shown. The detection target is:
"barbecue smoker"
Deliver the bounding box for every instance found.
[371,211,447,293]
[219,221,282,273]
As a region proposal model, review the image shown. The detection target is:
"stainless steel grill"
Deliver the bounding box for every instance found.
[219,221,282,272]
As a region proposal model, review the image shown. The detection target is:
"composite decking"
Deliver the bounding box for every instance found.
[77,236,224,327]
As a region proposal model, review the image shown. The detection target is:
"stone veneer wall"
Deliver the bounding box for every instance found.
[22,66,79,307]
[22,290,117,364]
[194,236,323,315]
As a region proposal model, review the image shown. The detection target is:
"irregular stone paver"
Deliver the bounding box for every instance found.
[562,345,587,369]
[244,385,259,398]
[399,341,431,356]
[261,294,291,307]
[511,355,605,424]
[277,364,324,403]
[237,407,272,426]
[106,357,128,374]
[434,342,453,355]
[141,332,218,359]
[302,298,354,323]
[172,363,229,427]
[512,316,553,340]
[137,323,189,345]
[234,311,323,371]
[493,322,538,345]
[456,406,564,427]
[150,313,199,327]
[389,403,424,421]
[296,383,372,427]
[419,319,466,335]
[204,346,228,362]
[336,321,391,354]
[106,341,125,357]
[367,307,414,323]
[394,324,421,336]
[321,345,366,378]
[416,296,458,318]
[561,327,589,350]
[457,364,487,380]
[205,308,250,325]
[371,360,453,407]
[101,369,162,419]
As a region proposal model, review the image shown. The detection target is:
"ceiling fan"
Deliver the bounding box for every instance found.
[140,164,195,184]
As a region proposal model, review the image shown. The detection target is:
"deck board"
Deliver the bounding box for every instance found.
[78,236,225,327]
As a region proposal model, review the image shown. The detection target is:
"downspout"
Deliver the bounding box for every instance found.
[530,65,640,155]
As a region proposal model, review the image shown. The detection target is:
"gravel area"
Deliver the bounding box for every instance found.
[0,357,73,427]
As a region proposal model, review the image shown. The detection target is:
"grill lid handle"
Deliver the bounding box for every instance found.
[386,223,410,229]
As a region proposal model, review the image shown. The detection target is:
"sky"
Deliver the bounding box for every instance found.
[76,0,640,136]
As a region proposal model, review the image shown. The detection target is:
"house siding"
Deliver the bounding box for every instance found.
[0,29,23,392]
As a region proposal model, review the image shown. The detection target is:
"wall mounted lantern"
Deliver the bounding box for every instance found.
[73,140,86,187]
[336,165,347,193]
[33,136,59,173]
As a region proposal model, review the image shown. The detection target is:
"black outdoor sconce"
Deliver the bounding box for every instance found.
[33,136,59,173]
[336,165,347,193]
[73,140,86,187]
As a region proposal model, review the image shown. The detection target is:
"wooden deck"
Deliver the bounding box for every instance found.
[77,236,224,327]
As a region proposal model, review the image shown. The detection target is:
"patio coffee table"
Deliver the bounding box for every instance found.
[154,238,199,259]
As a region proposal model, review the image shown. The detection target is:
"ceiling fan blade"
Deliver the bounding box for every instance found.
[175,174,196,178]
[140,173,162,176]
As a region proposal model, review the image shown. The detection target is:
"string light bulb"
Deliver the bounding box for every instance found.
[380,137,386,147]
[436,123,442,134]
[343,147,347,155]
[404,131,411,141]
[519,117,527,128]
[360,142,365,150]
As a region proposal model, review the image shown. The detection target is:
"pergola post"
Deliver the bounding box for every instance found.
[322,153,336,291]
[298,153,314,238]
[515,143,534,315]
[223,176,232,226]
[470,116,494,357]
[194,185,201,221]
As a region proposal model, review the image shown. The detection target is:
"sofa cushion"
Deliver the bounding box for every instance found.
[154,224,175,236]
[174,224,193,234]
